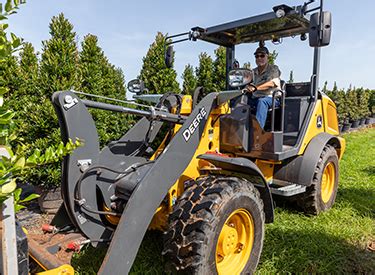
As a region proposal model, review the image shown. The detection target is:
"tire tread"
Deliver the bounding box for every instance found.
[162,175,264,274]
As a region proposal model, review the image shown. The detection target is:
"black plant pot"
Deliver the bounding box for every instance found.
[342,122,351,132]
[351,120,360,128]
[359,118,366,125]
[365,117,371,124]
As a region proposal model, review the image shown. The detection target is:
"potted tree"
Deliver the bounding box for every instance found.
[326,88,342,131]
[335,89,350,132]
[357,88,369,126]
[368,89,375,123]
[346,89,360,128]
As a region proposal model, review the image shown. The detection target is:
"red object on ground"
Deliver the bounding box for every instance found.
[66,241,81,252]
[41,224,57,233]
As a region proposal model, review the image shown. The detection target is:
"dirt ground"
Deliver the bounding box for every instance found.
[17,201,81,267]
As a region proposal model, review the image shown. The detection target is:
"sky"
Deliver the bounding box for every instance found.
[7,0,375,93]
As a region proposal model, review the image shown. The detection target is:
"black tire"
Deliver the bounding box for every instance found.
[162,175,265,274]
[297,144,339,215]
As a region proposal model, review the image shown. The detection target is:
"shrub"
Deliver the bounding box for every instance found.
[79,34,136,147]
[182,64,197,95]
[212,46,226,91]
[336,90,347,124]
[345,89,360,121]
[357,88,371,119]
[196,52,214,93]
[368,90,375,115]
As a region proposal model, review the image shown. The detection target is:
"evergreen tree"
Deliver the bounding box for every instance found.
[0,55,20,97]
[80,34,105,95]
[80,34,126,98]
[40,13,80,94]
[101,63,126,98]
[288,70,294,83]
[139,32,180,94]
[268,50,278,65]
[335,89,347,124]
[182,64,197,95]
[196,52,214,93]
[357,88,370,119]
[80,34,132,146]
[333,81,338,91]
[212,46,226,91]
[112,67,126,97]
[18,42,39,96]
[346,88,360,121]
[16,13,82,188]
[9,42,42,143]
[369,90,375,115]
[322,81,328,93]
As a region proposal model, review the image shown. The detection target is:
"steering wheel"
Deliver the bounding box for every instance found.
[244,83,257,93]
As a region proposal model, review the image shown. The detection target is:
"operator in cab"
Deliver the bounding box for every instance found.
[245,46,281,129]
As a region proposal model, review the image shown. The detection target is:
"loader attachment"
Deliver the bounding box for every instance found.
[98,92,219,274]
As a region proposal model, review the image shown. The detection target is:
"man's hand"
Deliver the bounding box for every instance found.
[244,84,256,93]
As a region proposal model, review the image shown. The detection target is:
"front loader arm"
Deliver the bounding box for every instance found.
[98,92,218,274]
[51,91,165,243]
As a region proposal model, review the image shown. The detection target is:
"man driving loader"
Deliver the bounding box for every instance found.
[245,46,281,129]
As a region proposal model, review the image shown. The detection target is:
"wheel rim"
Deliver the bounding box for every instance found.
[321,162,335,203]
[216,208,254,274]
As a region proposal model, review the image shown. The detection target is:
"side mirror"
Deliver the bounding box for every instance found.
[228,69,253,88]
[165,45,173,68]
[309,11,332,47]
[127,79,146,95]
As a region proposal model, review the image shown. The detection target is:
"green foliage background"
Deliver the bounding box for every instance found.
[181,64,196,95]
[0,0,79,207]
[4,13,134,188]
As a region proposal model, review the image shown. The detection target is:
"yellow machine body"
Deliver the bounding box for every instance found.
[149,95,230,230]
[104,93,345,231]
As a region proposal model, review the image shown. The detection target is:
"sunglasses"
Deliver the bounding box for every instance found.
[255,54,266,59]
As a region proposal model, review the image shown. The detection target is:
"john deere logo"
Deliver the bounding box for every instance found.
[317,115,323,128]
[183,107,207,142]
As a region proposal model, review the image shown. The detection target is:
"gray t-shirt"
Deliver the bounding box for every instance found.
[252,64,281,98]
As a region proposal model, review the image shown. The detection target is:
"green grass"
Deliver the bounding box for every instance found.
[72,128,375,274]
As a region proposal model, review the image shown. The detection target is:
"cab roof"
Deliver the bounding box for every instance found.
[191,4,310,47]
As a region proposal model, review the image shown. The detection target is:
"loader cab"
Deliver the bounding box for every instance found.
[179,1,332,161]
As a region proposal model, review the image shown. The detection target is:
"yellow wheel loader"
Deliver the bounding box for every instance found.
[13,1,345,274]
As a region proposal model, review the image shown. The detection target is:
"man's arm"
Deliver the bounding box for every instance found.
[246,78,280,92]
[256,78,280,90]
